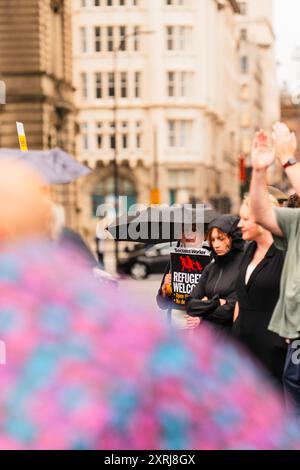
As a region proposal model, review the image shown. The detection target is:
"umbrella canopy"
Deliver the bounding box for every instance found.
[107,204,219,244]
[0,148,91,184]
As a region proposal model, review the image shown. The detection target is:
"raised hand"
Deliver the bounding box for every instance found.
[161,272,172,297]
[272,122,297,164]
[251,130,275,171]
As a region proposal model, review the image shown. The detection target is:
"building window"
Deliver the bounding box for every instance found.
[82,123,89,150]
[180,71,188,97]
[240,28,247,41]
[95,73,102,99]
[92,177,136,217]
[107,0,113,6]
[168,169,195,205]
[167,120,193,148]
[119,0,126,5]
[179,121,187,147]
[166,26,191,51]
[168,121,176,147]
[119,26,127,50]
[167,72,175,97]
[179,26,188,50]
[168,169,194,186]
[108,72,115,97]
[238,2,247,15]
[166,26,174,51]
[81,73,88,99]
[240,56,249,74]
[121,121,128,149]
[135,121,142,149]
[107,26,114,51]
[96,122,103,148]
[132,0,139,5]
[95,27,101,52]
[91,25,143,53]
[81,0,87,6]
[166,0,185,4]
[120,72,128,98]
[134,72,141,98]
[133,26,140,51]
[94,0,101,5]
[80,27,88,53]
[167,71,191,98]
[109,122,116,148]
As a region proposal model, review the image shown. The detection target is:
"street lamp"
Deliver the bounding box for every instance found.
[112,29,155,272]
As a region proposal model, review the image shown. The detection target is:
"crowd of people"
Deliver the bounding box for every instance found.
[158,122,300,419]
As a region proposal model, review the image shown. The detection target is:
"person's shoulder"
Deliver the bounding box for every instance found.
[271,242,286,259]
[234,241,254,265]
[273,207,300,241]
[274,206,300,223]
[202,259,215,274]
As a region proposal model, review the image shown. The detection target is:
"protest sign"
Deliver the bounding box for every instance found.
[170,247,211,310]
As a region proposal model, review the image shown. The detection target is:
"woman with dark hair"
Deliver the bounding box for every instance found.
[185,215,245,334]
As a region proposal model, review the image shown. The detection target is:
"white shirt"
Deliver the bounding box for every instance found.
[245,264,256,285]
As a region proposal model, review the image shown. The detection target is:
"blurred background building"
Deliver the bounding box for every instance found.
[0,0,78,227]
[280,86,300,193]
[0,0,283,246]
[236,0,281,196]
[73,0,242,240]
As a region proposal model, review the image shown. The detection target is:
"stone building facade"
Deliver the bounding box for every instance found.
[0,0,77,227]
[236,0,281,194]
[73,0,243,241]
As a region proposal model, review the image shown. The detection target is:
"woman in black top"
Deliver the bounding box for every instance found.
[186,215,244,334]
[233,196,287,384]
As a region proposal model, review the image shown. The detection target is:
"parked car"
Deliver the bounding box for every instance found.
[118,242,178,280]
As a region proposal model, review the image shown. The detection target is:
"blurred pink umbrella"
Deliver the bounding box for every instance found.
[0,241,298,450]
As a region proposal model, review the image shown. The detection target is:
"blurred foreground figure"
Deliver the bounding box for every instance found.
[0,242,299,450]
[0,161,51,243]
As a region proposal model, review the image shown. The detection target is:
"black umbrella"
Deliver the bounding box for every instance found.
[107,204,219,244]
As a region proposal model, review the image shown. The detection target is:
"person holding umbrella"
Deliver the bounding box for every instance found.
[156,205,216,327]
[157,227,210,308]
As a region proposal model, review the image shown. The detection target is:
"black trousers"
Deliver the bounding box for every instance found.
[283,340,300,416]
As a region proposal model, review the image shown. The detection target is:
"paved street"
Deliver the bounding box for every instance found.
[118,274,163,316]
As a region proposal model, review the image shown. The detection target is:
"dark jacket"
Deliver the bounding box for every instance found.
[186,215,245,332]
[233,241,287,382]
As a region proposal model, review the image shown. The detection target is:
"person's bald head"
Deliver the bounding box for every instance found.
[0,160,52,244]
